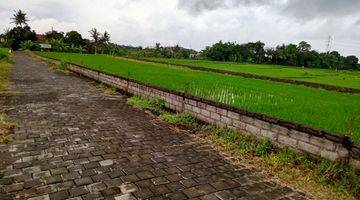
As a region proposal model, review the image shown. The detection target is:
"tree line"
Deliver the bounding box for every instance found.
[1,10,359,70]
[200,41,359,70]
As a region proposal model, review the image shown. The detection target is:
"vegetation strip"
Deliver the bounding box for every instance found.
[34,52,360,146]
[126,96,360,199]
[134,57,360,93]
[0,47,15,143]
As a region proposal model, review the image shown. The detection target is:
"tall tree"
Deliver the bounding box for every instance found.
[344,56,359,70]
[45,30,64,41]
[99,31,110,54]
[11,10,28,27]
[65,31,84,47]
[89,28,100,54]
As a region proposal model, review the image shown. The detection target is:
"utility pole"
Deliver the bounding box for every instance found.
[326,35,333,53]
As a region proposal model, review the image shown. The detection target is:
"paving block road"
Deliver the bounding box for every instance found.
[0,52,307,200]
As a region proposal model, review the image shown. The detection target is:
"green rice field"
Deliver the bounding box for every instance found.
[35,52,360,145]
[146,58,360,89]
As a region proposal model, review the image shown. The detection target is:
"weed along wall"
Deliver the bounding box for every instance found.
[35,54,360,169]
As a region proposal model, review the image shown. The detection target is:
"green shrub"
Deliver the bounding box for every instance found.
[211,127,360,198]
[127,96,165,114]
[0,49,11,63]
[160,113,197,127]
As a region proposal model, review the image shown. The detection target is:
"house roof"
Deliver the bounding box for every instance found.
[36,34,45,42]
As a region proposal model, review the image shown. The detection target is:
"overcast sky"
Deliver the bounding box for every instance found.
[1,0,360,57]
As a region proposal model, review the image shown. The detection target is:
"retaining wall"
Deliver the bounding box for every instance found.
[35,54,360,169]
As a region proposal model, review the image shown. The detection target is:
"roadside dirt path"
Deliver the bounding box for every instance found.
[0,52,306,200]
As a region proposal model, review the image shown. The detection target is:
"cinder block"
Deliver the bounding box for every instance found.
[336,146,349,158]
[233,120,246,130]
[271,124,289,135]
[184,104,192,111]
[210,112,221,121]
[216,107,227,116]
[289,130,310,143]
[198,102,207,109]
[259,129,277,141]
[320,150,339,161]
[192,106,201,114]
[227,111,240,120]
[253,119,270,130]
[245,124,261,135]
[297,141,320,155]
[309,137,335,151]
[220,115,232,125]
[188,99,197,106]
[349,158,360,169]
[239,115,254,125]
[278,135,297,148]
[201,109,210,117]
[206,105,217,112]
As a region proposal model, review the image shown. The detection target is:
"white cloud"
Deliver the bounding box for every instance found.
[0,0,359,57]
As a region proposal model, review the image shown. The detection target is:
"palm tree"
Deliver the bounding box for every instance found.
[89,28,100,54]
[11,10,28,27]
[100,31,110,54]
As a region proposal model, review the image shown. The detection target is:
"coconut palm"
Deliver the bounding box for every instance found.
[99,31,110,54]
[89,28,100,54]
[11,10,28,27]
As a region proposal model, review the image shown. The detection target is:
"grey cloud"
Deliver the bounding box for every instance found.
[177,0,270,15]
[282,0,360,20]
[178,0,360,20]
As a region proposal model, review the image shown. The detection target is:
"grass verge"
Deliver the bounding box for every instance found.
[97,84,117,95]
[0,114,15,144]
[127,95,360,200]
[0,50,15,144]
[127,96,166,114]
[0,49,11,93]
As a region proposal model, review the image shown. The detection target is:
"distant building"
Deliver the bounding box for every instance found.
[40,43,52,51]
[36,34,45,42]
[189,52,200,59]
[189,53,197,59]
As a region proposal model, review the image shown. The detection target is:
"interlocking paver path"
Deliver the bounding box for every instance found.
[0,52,307,200]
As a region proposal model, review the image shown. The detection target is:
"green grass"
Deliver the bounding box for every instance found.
[147,58,360,89]
[127,96,165,114]
[0,48,11,92]
[160,113,198,127]
[210,127,360,199]
[35,52,360,145]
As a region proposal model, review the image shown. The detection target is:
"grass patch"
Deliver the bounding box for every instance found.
[0,114,16,144]
[97,83,117,95]
[51,60,68,72]
[208,127,360,199]
[160,113,198,127]
[104,86,117,94]
[127,96,165,114]
[34,52,360,145]
[0,48,12,63]
[0,48,11,93]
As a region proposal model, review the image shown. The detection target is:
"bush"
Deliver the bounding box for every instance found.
[160,113,197,127]
[127,96,165,114]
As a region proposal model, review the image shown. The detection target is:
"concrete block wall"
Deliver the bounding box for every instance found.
[63,62,359,169]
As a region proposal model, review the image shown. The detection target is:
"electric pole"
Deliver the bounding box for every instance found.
[326,35,333,53]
